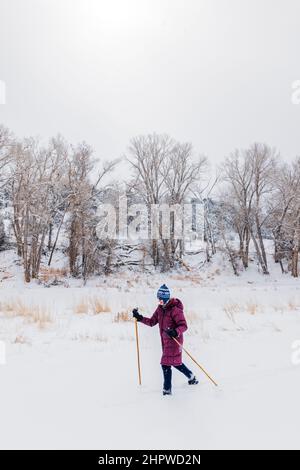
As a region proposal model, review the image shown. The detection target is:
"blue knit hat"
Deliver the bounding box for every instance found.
[157,284,170,303]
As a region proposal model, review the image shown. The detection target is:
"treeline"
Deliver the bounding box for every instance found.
[221,144,300,277]
[0,124,299,281]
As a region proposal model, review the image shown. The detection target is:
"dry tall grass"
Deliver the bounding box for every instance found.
[74,299,89,314]
[91,297,111,314]
[171,274,203,284]
[287,299,300,311]
[39,267,68,282]
[74,296,111,315]
[223,303,241,323]
[0,299,52,327]
[246,302,259,315]
[13,335,30,345]
[113,310,132,323]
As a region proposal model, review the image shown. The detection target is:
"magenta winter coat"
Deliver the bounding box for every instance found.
[142,298,188,366]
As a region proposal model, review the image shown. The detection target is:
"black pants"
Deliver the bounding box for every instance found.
[162,363,193,392]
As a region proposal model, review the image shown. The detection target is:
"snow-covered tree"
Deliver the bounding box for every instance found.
[66,142,118,279]
[268,158,300,276]
[9,136,69,282]
[127,133,207,271]
[222,143,278,274]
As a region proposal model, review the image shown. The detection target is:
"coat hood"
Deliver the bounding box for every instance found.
[164,298,183,310]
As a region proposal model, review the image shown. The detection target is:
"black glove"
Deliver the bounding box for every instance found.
[165,328,178,338]
[132,308,143,322]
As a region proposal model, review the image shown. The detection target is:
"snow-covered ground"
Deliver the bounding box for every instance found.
[0,249,300,450]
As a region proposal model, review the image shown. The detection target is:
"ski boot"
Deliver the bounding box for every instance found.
[188,375,199,385]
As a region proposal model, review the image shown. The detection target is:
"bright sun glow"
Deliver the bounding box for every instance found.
[66,0,151,33]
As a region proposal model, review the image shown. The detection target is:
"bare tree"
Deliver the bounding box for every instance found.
[162,142,207,266]
[67,142,118,279]
[222,149,254,269]
[127,133,174,268]
[10,136,68,282]
[127,133,207,271]
[222,143,278,274]
[192,175,220,263]
[268,158,300,276]
[248,143,278,274]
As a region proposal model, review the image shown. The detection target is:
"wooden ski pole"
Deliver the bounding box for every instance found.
[134,319,142,386]
[172,337,218,387]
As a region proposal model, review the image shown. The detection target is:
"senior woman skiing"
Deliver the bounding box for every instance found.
[133,284,198,395]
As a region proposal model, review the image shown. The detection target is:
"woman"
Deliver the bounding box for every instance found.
[133,284,198,395]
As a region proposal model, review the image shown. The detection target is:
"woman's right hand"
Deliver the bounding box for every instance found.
[132,308,143,322]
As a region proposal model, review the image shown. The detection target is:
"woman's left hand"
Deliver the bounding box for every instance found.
[165,328,178,338]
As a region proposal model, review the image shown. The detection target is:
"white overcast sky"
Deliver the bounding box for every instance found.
[0,0,300,170]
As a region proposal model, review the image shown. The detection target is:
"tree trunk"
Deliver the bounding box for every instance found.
[250,229,269,275]
[69,216,79,276]
[255,216,268,273]
[47,223,53,251]
[291,249,299,277]
[291,216,300,278]
[48,211,66,267]
[152,239,159,267]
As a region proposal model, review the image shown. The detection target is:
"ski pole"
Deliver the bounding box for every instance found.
[172,336,218,387]
[134,319,142,386]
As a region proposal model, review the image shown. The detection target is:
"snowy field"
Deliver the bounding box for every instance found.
[0,250,300,450]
